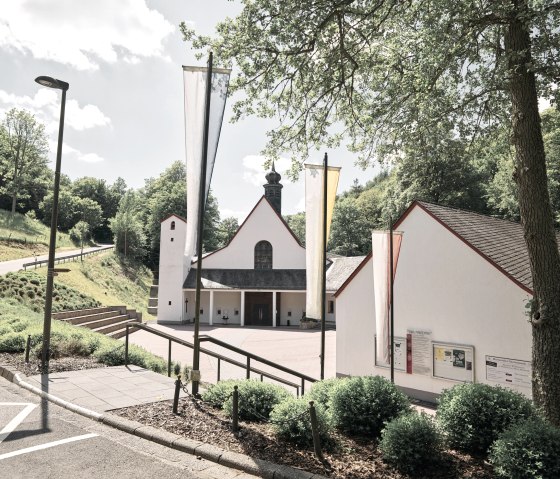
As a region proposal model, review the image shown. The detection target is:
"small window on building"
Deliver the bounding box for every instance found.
[168,301,172,306]
[254,240,273,269]
[171,221,176,230]
[171,237,174,242]
[200,309,204,314]
[328,301,334,314]
[288,311,292,317]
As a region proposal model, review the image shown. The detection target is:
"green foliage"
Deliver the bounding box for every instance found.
[330,376,410,437]
[379,412,445,475]
[110,191,147,261]
[204,379,291,421]
[40,190,103,232]
[218,216,238,245]
[305,377,342,409]
[436,383,537,454]
[0,298,167,373]
[270,397,332,448]
[329,196,373,256]
[489,418,560,479]
[69,220,90,249]
[0,271,100,313]
[284,212,305,245]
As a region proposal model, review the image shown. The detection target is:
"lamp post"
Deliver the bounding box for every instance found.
[35,75,69,374]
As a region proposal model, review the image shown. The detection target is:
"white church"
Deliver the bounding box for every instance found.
[156,165,361,327]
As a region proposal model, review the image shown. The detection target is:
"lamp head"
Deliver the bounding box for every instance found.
[35,76,69,91]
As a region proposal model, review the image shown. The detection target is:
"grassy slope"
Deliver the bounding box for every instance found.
[0,209,75,261]
[32,250,155,321]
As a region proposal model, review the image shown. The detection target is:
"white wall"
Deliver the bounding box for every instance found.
[157,216,187,324]
[336,256,376,376]
[336,207,533,399]
[213,291,242,325]
[184,290,210,324]
[201,198,306,269]
[278,292,306,326]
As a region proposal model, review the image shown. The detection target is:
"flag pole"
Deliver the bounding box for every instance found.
[192,52,213,397]
[320,153,328,380]
[389,218,395,383]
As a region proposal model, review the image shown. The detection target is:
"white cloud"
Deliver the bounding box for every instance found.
[0,89,111,132]
[50,142,106,163]
[242,155,292,186]
[0,0,174,70]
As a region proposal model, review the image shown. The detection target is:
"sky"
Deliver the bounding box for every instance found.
[0,0,378,222]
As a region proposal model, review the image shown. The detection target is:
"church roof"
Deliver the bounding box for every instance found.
[184,269,306,290]
[184,256,365,292]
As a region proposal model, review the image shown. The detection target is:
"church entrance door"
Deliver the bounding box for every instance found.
[245,292,273,326]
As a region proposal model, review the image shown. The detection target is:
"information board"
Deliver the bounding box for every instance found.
[375,336,406,371]
[486,355,531,389]
[406,329,432,375]
[432,342,474,382]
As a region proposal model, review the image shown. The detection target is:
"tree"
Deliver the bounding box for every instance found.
[284,211,306,245]
[40,190,103,232]
[184,1,560,423]
[329,196,371,256]
[110,191,146,261]
[0,109,49,214]
[69,220,90,258]
[218,216,239,246]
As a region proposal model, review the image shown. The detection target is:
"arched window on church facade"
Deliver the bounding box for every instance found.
[254,240,272,270]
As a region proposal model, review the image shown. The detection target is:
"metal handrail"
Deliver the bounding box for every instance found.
[124,323,317,395]
[22,245,114,270]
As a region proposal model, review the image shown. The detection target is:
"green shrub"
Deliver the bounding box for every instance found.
[330,376,410,437]
[0,333,26,353]
[490,418,560,479]
[270,397,332,448]
[306,378,343,409]
[93,343,167,372]
[205,380,291,421]
[437,383,536,454]
[202,380,239,407]
[380,412,445,475]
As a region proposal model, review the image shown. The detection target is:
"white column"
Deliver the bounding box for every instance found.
[209,290,214,326]
[240,291,245,327]
[272,291,277,328]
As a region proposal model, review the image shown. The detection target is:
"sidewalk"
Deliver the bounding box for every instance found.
[24,365,185,412]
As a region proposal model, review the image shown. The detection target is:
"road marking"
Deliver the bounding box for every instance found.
[0,433,98,460]
[0,403,37,444]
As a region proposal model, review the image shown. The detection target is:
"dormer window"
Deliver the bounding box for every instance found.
[254,240,272,269]
[171,221,176,230]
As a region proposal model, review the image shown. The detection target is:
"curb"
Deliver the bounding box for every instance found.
[0,364,328,479]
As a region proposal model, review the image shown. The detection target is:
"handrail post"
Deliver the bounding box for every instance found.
[232,386,239,433]
[217,358,221,382]
[246,357,250,379]
[301,378,305,396]
[168,339,172,377]
[124,324,129,366]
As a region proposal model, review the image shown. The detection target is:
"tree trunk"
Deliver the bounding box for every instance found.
[506,0,560,425]
[11,193,17,215]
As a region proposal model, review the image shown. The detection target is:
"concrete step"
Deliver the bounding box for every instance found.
[107,323,140,339]
[149,285,158,297]
[61,310,121,326]
[52,306,117,320]
[152,278,159,286]
[77,314,130,330]
[147,306,158,315]
[92,319,138,336]
[148,297,158,307]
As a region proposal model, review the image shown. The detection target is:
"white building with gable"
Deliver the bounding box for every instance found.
[336,201,534,401]
[157,165,359,327]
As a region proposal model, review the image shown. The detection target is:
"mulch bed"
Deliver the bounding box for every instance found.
[0,352,106,376]
[113,395,495,479]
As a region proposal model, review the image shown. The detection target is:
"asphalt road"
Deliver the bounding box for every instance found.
[0,378,258,479]
[0,245,113,276]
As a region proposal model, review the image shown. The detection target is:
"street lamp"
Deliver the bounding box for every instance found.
[35,75,69,373]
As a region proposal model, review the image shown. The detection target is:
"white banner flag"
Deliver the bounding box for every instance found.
[372,230,403,364]
[305,163,340,320]
[183,65,230,278]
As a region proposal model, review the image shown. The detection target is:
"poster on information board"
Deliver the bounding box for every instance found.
[374,336,406,371]
[406,329,432,375]
[485,356,531,389]
[433,342,474,382]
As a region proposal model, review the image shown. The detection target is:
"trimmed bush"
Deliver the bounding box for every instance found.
[437,383,536,454]
[0,333,26,353]
[202,380,239,407]
[203,379,291,421]
[271,397,332,448]
[330,375,410,437]
[380,412,445,475]
[306,378,343,409]
[490,418,560,479]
